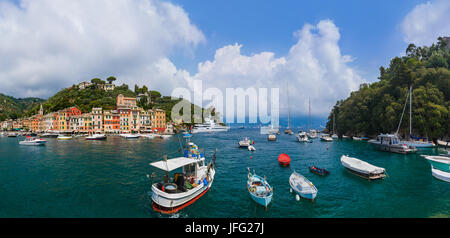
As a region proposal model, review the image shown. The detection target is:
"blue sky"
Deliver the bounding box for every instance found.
[169,0,426,81]
[0,0,448,121]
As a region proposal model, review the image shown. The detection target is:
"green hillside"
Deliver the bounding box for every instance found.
[326,37,450,139]
[0,94,45,121]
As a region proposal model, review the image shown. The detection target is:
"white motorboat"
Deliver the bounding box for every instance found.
[7,133,17,137]
[57,135,72,140]
[120,134,140,139]
[239,137,253,147]
[340,155,386,180]
[331,134,339,139]
[289,171,317,201]
[191,117,230,133]
[352,136,362,141]
[342,135,350,139]
[86,134,107,140]
[307,129,318,139]
[160,134,173,139]
[268,134,277,141]
[141,134,157,139]
[297,131,310,143]
[248,145,256,151]
[150,145,216,214]
[320,133,333,142]
[19,137,47,146]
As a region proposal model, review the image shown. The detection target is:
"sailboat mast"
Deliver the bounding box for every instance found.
[333,113,335,134]
[308,98,311,131]
[409,85,412,138]
[287,82,290,129]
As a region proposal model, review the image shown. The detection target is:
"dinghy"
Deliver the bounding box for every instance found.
[57,135,72,140]
[239,137,253,147]
[248,145,256,151]
[309,166,330,176]
[247,168,273,208]
[340,155,386,180]
[289,171,317,201]
[86,134,107,140]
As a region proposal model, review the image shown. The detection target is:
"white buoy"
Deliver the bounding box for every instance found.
[295,194,300,201]
[290,188,293,193]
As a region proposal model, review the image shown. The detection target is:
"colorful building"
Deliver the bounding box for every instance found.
[91,108,103,133]
[103,110,120,133]
[151,109,166,133]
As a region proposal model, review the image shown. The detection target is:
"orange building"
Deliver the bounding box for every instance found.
[151,109,166,133]
[116,94,136,107]
[103,110,120,133]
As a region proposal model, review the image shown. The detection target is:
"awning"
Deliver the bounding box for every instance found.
[150,157,204,172]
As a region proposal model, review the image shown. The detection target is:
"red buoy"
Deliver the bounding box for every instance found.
[278,153,291,166]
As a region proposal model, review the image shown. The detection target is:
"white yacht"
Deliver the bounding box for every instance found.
[191,117,230,133]
[297,131,310,143]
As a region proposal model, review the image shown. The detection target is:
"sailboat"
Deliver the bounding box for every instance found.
[306,98,318,139]
[284,83,294,135]
[402,86,435,148]
[331,113,338,139]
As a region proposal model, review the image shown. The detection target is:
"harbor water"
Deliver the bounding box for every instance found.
[0,129,449,218]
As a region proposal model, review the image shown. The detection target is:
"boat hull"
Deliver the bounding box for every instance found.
[19,141,46,146]
[289,173,317,200]
[369,142,416,154]
[152,185,211,214]
[151,170,215,214]
[431,166,450,182]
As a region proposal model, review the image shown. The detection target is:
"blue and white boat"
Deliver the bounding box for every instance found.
[247,168,273,208]
[422,155,450,182]
[289,171,318,201]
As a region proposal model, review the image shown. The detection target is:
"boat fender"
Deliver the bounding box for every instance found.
[203,178,208,186]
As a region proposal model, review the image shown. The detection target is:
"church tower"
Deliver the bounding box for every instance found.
[39,104,43,116]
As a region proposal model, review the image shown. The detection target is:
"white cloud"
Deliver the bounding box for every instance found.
[401,0,450,46]
[0,0,204,97]
[0,1,362,118]
[187,20,363,117]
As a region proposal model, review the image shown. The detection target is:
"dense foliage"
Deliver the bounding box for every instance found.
[326,37,450,139]
[0,94,45,121]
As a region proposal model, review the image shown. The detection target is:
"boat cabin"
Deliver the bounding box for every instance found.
[150,156,207,194]
[376,134,400,145]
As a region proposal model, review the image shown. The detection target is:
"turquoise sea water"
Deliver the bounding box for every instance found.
[0,129,449,218]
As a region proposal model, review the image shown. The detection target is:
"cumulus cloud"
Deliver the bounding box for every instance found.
[401,0,450,46]
[187,20,363,117]
[0,1,362,118]
[0,0,204,97]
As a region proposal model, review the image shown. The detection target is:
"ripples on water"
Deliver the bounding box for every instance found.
[0,130,449,218]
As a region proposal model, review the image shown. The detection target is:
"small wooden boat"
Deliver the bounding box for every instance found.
[268,134,276,141]
[278,153,291,166]
[340,155,386,180]
[309,166,330,176]
[247,168,273,208]
[289,171,317,201]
